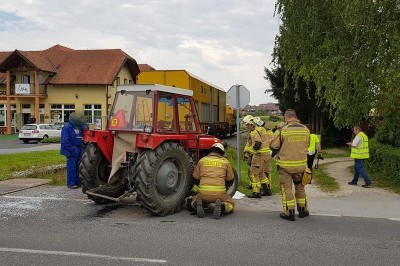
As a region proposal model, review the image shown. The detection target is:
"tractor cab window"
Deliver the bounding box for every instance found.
[108,90,154,131]
[157,95,175,132]
[177,96,197,133]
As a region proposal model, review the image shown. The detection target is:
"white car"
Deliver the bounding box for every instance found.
[19,124,61,143]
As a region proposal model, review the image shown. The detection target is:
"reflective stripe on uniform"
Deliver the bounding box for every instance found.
[198,185,226,192]
[277,159,307,167]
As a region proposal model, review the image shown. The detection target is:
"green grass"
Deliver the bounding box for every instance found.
[0,150,65,181]
[24,168,66,186]
[0,134,19,140]
[225,147,280,195]
[312,164,340,192]
[348,165,400,194]
[322,148,350,158]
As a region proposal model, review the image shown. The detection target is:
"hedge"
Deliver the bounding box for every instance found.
[366,139,400,184]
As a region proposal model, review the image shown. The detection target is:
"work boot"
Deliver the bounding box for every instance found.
[196,199,205,218]
[247,192,262,198]
[362,184,372,188]
[213,199,222,219]
[261,184,272,196]
[348,181,357,185]
[280,210,295,221]
[297,207,309,218]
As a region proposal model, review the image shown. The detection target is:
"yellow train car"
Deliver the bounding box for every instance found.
[137,70,236,137]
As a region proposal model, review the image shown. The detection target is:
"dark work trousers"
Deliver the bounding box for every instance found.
[351,159,372,185]
[307,154,316,170]
[66,156,80,187]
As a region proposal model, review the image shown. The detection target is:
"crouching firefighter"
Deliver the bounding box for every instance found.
[270,109,310,221]
[189,143,235,219]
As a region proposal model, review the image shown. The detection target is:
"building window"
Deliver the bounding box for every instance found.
[23,75,30,84]
[84,104,102,124]
[50,104,75,124]
[0,104,17,127]
[116,77,120,86]
[129,79,133,84]
[124,78,128,85]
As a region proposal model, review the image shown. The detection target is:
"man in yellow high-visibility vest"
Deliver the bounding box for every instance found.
[270,109,310,221]
[346,126,372,188]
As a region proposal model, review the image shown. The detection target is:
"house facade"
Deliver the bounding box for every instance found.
[0,44,140,134]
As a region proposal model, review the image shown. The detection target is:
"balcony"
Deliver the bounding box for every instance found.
[10,84,47,97]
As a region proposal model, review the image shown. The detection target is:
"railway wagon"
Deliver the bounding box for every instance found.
[136,70,235,137]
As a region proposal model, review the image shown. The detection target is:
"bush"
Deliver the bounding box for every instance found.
[268,115,282,122]
[40,137,61,143]
[366,139,400,184]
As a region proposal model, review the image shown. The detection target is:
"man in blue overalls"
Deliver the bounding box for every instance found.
[60,113,87,189]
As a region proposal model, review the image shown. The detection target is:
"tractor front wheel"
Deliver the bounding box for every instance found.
[136,142,194,216]
[79,143,126,203]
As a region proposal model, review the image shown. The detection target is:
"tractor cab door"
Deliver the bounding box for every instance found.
[155,93,200,134]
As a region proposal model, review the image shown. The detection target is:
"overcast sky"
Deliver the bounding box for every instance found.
[0,0,280,105]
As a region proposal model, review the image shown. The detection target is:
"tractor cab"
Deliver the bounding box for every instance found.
[108,84,200,135]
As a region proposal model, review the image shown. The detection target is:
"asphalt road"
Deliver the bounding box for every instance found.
[1,186,400,266]
[0,139,60,154]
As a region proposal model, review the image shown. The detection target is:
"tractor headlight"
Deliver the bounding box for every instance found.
[144,126,153,133]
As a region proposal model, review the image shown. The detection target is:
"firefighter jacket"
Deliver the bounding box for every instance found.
[350,132,369,159]
[270,120,310,174]
[193,152,234,193]
[244,128,270,155]
[256,126,274,153]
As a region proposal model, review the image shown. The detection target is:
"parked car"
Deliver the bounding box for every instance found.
[18,124,61,143]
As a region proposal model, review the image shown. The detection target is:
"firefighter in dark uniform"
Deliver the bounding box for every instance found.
[190,143,235,219]
[243,115,270,198]
[270,109,310,221]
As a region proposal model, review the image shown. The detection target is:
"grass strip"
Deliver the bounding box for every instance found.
[312,164,340,192]
[0,150,65,181]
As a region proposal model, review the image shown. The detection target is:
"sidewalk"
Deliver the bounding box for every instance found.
[236,157,400,220]
[0,178,50,196]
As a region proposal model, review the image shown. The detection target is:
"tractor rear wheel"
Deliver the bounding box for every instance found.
[79,143,126,203]
[136,142,194,216]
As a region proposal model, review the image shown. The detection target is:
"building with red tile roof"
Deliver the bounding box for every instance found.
[0,45,141,134]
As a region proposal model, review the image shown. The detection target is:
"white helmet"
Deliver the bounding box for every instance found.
[242,115,255,125]
[253,116,264,127]
[212,143,225,153]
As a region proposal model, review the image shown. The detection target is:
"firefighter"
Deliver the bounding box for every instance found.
[243,115,270,198]
[190,143,235,219]
[253,116,273,196]
[270,109,310,221]
[60,112,87,189]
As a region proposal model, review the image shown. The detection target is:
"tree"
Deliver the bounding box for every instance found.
[273,0,400,146]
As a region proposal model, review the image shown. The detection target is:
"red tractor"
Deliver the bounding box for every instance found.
[79,84,238,216]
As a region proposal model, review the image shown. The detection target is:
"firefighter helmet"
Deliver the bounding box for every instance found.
[212,143,225,153]
[253,116,264,126]
[242,115,255,125]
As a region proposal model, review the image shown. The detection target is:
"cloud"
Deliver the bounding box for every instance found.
[0,0,280,104]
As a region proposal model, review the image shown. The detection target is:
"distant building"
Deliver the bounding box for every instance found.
[243,103,281,115]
